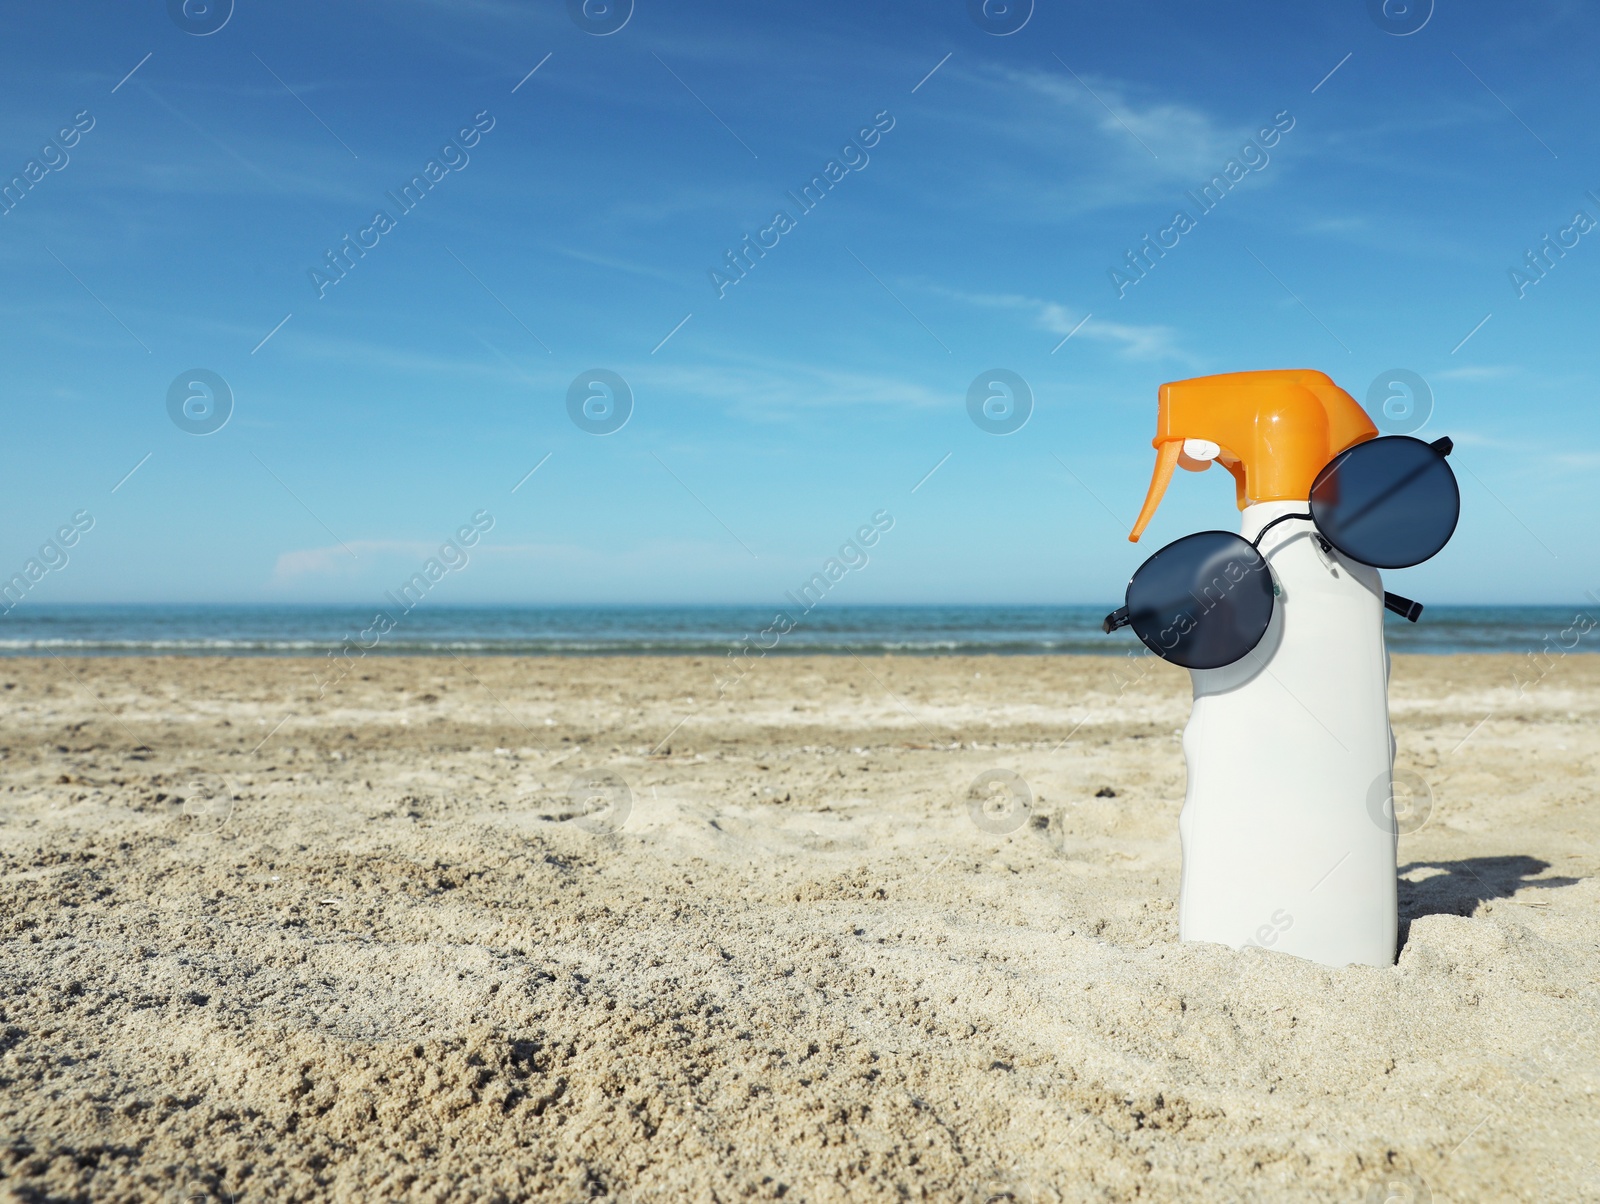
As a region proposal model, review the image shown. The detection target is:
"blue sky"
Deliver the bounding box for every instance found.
[3,0,1597,607]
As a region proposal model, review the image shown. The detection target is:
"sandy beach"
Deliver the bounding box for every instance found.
[1,652,1596,1202]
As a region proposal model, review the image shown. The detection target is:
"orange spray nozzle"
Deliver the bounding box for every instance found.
[1129,441,1182,543]
[1127,369,1378,542]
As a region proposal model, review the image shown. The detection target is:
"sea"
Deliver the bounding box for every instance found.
[0,604,1589,657]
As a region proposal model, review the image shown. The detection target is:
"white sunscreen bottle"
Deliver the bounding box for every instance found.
[1125,370,1397,968]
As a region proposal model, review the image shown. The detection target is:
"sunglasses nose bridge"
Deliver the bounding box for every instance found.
[1247,510,1318,552]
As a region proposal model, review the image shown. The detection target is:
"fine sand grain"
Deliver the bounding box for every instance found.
[1,654,1596,1202]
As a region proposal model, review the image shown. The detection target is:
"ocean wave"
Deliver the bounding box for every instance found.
[0,638,1113,657]
[0,604,1586,657]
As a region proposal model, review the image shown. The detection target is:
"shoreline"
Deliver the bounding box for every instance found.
[0,647,1585,658]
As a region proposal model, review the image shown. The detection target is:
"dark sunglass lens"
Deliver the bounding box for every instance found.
[1125,531,1275,670]
[1310,436,1459,569]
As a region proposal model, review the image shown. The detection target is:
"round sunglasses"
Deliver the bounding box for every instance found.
[1103,435,1458,669]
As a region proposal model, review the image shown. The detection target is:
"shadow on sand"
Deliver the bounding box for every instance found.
[1397,854,1582,952]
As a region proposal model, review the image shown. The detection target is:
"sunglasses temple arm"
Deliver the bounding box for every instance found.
[1383,591,1424,623]
[1109,589,1420,633]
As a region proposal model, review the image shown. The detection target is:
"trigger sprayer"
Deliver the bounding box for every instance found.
[1129,368,1378,541]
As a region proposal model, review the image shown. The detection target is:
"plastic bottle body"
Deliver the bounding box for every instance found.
[1176,500,1397,967]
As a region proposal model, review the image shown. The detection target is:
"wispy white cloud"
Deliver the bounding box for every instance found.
[912,63,1289,220]
[1297,206,1487,261]
[268,536,758,594]
[640,357,948,419]
[271,536,579,586]
[1305,216,1371,236]
[547,243,686,286]
[927,285,1191,362]
[1038,304,1187,361]
[280,327,549,383]
[1435,429,1600,473]
[204,325,945,422]
[997,66,1242,181]
[1549,451,1600,468]
[270,540,445,583]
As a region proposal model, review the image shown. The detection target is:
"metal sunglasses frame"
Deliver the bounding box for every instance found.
[1102,435,1453,647]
